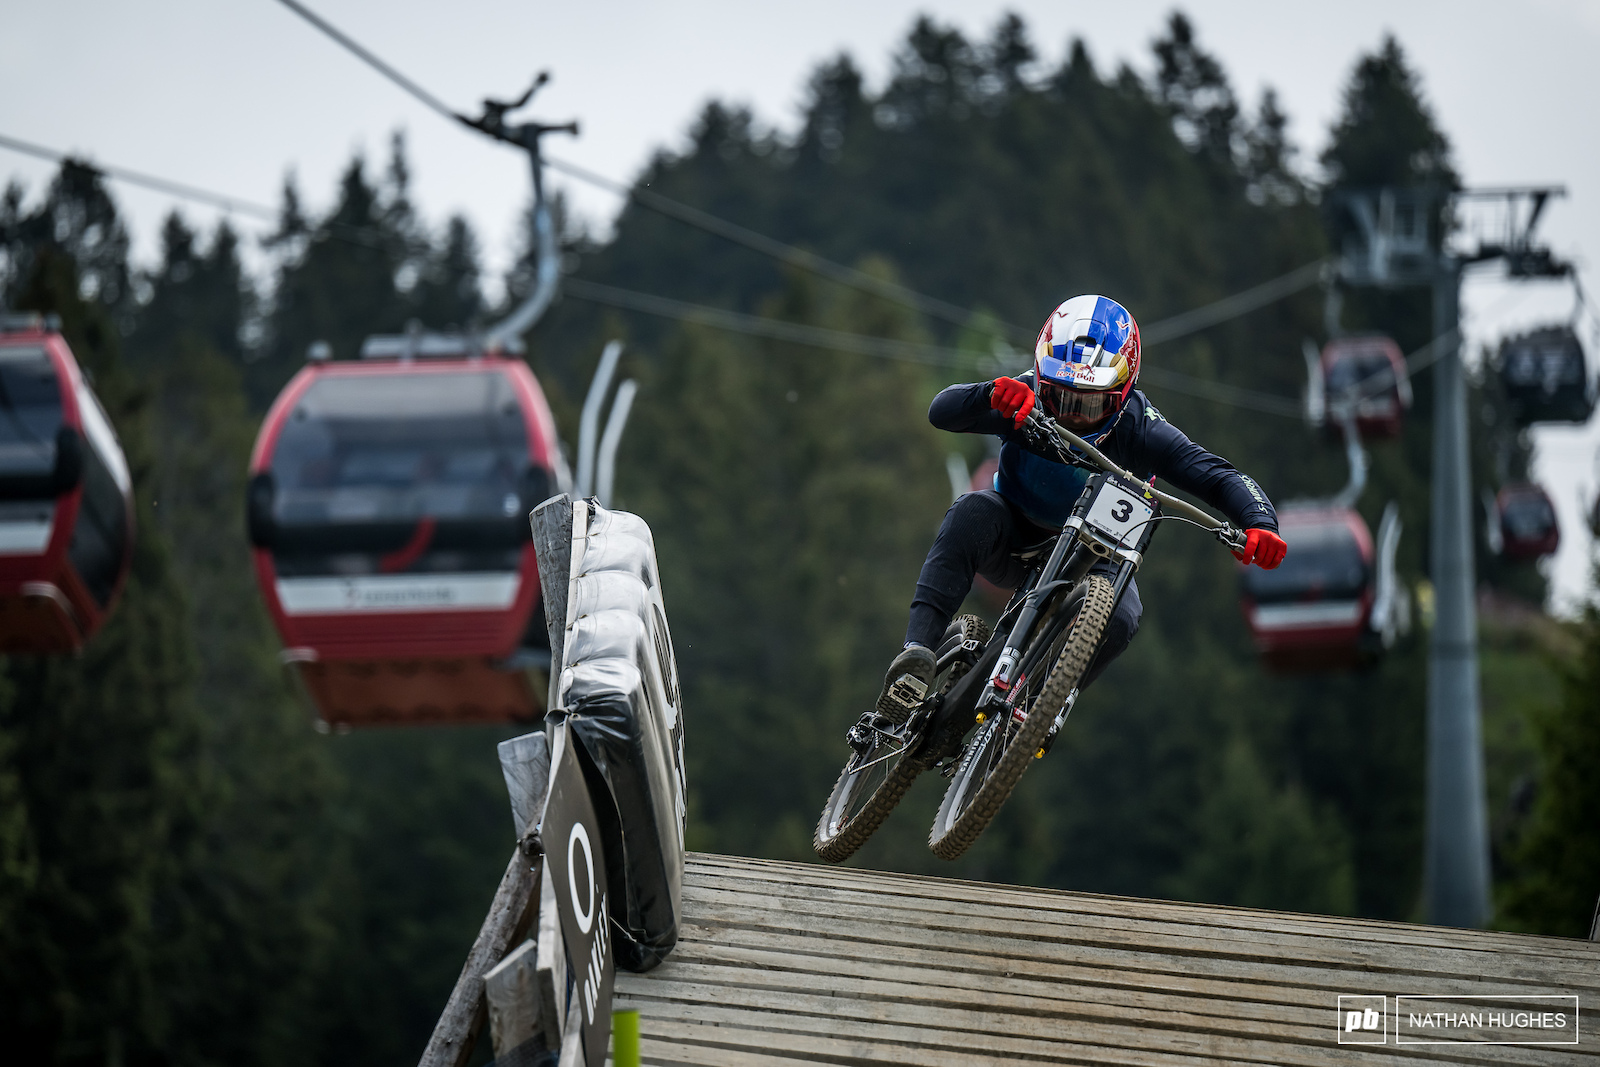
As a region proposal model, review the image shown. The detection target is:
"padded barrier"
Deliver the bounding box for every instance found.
[535,496,686,972]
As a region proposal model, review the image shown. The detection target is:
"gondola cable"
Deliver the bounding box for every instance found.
[0,130,1320,416]
[0,131,278,222]
[265,0,1332,348]
[0,128,1513,421]
[559,277,1308,417]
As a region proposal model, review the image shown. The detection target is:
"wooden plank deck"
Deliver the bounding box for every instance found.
[613,852,1599,1065]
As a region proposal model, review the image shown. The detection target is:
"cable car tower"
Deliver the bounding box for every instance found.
[1328,183,1569,928]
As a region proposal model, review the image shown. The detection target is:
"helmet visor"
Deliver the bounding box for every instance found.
[1040,381,1121,426]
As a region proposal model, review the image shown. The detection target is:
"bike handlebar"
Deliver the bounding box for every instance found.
[1021,412,1249,553]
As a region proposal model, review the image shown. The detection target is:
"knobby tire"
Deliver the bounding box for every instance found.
[927,574,1115,861]
[812,615,990,863]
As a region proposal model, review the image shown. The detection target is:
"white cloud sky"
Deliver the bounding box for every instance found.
[5,0,1598,609]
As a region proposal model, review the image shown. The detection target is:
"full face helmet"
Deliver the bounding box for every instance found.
[1033,295,1141,429]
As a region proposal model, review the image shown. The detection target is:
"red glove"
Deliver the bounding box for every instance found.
[1234,527,1287,569]
[990,376,1036,427]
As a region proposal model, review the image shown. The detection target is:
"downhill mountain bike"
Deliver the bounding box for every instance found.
[813,412,1249,863]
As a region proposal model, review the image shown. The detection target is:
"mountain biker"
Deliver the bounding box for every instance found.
[877,294,1287,719]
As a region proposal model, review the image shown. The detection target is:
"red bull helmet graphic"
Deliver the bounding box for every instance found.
[1033,294,1141,429]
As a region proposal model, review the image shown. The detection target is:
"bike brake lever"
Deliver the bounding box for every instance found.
[1020,412,1074,463]
[1217,525,1249,553]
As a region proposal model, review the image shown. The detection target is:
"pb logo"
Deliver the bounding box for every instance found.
[1336,995,1388,1044]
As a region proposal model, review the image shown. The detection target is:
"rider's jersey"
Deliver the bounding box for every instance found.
[929,375,1278,532]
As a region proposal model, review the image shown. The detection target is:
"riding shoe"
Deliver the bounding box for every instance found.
[875,643,936,724]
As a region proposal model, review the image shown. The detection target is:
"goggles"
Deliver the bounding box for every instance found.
[1035,346,1132,425]
[1039,379,1124,426]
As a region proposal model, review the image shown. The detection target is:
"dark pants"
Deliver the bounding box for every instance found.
[907,490,1141,690]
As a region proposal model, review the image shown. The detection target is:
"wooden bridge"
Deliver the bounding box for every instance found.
[613,853,1599,1066]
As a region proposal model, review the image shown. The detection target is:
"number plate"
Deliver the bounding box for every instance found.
[1083,479,1155,548]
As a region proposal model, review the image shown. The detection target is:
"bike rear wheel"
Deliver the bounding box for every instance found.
[927,574,1115,861]
[813,615,990,863]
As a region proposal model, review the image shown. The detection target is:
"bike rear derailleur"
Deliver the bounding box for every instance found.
[846,711,907,756]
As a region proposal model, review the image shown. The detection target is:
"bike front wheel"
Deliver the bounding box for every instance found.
[813,614,990,863]
[927,574,1115,861]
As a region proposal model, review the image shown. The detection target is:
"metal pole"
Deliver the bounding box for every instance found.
[576,340,623,498]
[1424,259,1490,927]
[595,379,638,508]
[945,454,971,503]
[481,124,572,353]
[1331,414,1368,509]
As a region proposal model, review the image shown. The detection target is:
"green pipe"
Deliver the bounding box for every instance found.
[612,1009,640,1067]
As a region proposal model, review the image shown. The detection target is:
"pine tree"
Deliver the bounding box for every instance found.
[618,263,949,859]
[250,152,410,409]
[409,214,485,330]
[124,212,339,1066]
[1498,602,1600,936]
[1322,36,1458,191]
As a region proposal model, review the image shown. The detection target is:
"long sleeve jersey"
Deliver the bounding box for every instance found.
[930,375,1278,533]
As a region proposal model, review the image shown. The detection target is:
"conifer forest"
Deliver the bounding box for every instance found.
[2,13,1597,1065]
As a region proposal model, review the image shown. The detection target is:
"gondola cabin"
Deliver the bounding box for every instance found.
[1321,335,1410,439]
[1495,483,1559,560]
[0,314,134,653]
[1239,504,1374,672]
[247,335,564,727]
[1499,326,1593,426]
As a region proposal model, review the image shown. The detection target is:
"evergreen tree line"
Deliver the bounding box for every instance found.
[0,12,1593,1065]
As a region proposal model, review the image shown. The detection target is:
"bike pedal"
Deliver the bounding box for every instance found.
[884,673,928,713]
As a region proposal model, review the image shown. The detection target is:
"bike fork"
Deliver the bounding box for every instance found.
[1040,687,1079,756]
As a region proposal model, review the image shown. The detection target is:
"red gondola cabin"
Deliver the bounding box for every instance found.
[1322,335,1411,439]
[248,336,564,726]
[0,315,134,653]
[1495,483,1560,560]
[1239,504,1375,672]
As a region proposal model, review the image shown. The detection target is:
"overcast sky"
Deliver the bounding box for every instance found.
[5,0,1599,610]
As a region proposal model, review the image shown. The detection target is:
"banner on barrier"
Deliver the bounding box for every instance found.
[538,720,614,1067]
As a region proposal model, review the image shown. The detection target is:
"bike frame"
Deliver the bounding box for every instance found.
[977,469,1158,714]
